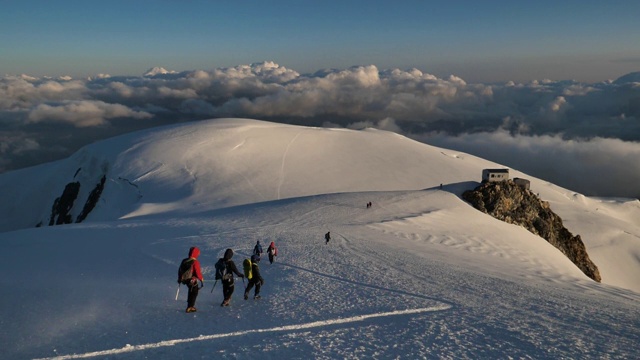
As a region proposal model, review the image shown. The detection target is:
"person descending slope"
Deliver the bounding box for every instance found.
[325,231,331,244]
[253,240,263,258]
[177,246,204,313]
[244,254,265,300]
[266,241,278,264]
[219,248,244,307]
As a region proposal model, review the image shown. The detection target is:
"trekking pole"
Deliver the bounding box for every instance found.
[175,284,180,301]
[211,280,218,293]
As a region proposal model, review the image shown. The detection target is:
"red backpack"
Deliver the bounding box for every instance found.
[268,242,278,256]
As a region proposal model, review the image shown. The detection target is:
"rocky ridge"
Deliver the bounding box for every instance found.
[40,168,107,227]
[462,180,601,282]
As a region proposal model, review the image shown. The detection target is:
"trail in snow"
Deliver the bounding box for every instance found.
[2,190,639,359]
[36,306,450,359]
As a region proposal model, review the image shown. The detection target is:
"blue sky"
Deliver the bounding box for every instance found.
[2,0,639,82]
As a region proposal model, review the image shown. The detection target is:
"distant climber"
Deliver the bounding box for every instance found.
[267,241,278,264]
[253,240,263,258]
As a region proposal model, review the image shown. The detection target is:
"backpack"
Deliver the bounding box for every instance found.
[178,258,195,284]
[253,244,263,256]
[215,258,229,281]
[243,258,253,280]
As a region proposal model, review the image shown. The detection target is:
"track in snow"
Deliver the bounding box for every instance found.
[36,305,450,359]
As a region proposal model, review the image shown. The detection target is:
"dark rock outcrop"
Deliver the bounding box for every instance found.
[49,182,81,226]
[46,169,109,227]
[462,180,601,282]
[76,175,106,223]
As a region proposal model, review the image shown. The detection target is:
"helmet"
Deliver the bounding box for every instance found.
[251,254,260,262]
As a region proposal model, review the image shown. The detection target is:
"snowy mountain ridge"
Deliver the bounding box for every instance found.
[0,118,503,232]
[143,66,177,77]
[2,118,638,290]
[0,118,639,359]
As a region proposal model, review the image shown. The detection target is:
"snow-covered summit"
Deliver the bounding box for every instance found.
[0,118,493,230]
[143,66,177,77]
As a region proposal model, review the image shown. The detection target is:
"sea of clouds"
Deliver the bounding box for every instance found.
[1,62,639,198]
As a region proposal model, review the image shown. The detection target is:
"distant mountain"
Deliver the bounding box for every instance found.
[613,71,640,84]
[143,66,177,77]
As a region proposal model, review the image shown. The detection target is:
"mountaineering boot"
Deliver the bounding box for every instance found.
[254,295,261,300]
[221,299,230,307]
[186,307,197,313]
[244,292,249,300]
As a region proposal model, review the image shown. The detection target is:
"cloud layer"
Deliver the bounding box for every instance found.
[1,62,639,198]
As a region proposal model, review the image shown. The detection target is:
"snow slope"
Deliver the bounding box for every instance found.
[0,118,496,231]
[0,118,639,359]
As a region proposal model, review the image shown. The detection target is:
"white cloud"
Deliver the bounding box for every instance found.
[179,99,216,116]
[421,130,640,198]
[346,117,402,133]
[104,82,138,98]
[2,62,640,197]
[27,100,152,127]
[7,62,629,132]
[0,135,41,172]
[157,86,198,99]
[547,96,567,113]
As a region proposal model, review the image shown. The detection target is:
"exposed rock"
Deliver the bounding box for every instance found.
[46,169,108,227]
[76,175,106,223]
[49,182,81,226]
[462,180,601,282]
